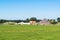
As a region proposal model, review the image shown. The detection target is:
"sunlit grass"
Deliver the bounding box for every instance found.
[0,24,60,40]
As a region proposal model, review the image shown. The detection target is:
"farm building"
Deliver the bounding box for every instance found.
[30,21,36,25]
[39,19,50,25]
[18,22,30,25]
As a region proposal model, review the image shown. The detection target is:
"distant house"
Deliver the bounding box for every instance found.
[30,21,36,25]
[18,22,30,25]
[18,21,36,25]
[39,19,50,25]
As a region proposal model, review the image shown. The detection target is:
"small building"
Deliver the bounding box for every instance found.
[39,19,50,25]
[30,21,36,25]
[18,22,30,25]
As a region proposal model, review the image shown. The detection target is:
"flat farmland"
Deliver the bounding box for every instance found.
[0,24,60,40]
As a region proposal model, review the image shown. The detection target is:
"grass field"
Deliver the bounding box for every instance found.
[0,24,60,40]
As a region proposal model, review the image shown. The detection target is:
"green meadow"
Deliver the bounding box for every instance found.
[0,24,60,40]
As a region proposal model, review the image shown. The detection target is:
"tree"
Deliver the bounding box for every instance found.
[13,20,22,23]
[0,19,6,24]
[49,19,57,24]
[36,19,41,22]
[57,17,60,22]
[30,17,37,21]
[25,18,30,22]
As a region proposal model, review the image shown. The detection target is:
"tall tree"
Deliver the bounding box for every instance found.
[30,17,37,21]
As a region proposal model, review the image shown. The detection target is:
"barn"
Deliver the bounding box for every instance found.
[39,19,50,25]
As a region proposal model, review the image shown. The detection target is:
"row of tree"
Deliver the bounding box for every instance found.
[0,17,60,24]
[0,17,41,23]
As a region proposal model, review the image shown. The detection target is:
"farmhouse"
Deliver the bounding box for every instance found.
[30,21,36,25]
[39,19,50,25]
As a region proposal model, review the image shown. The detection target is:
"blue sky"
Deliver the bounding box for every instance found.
[0,0,60,20]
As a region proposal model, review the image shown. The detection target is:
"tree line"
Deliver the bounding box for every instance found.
[0,17,41,23]
[0,17,60,24]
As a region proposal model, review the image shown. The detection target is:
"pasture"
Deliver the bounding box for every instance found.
[0,24,60,40]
